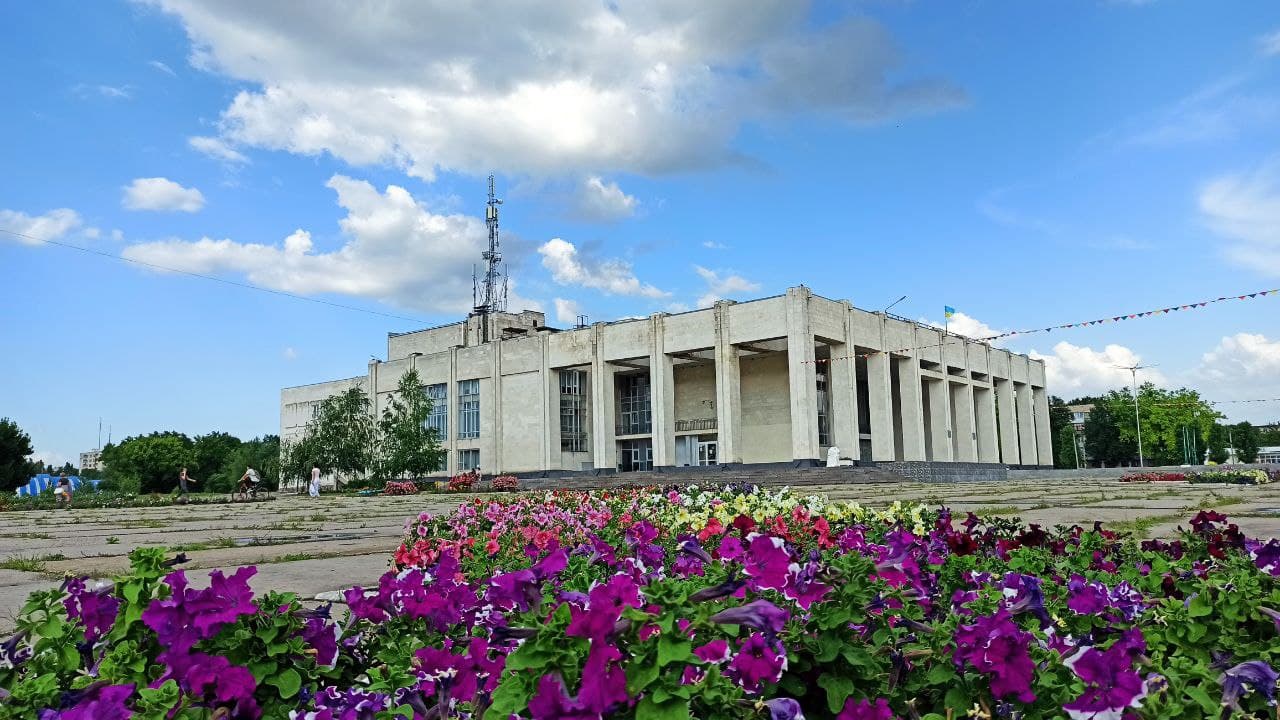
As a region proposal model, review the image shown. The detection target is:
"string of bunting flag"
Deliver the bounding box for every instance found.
[804,286,1279,365]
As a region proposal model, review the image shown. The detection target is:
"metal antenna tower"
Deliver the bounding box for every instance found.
[472,174,506,342]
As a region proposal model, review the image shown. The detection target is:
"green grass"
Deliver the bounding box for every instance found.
[165,536,241,552]
[0,532,54,539]
[0,553,66,572]
[1108,514,1183,538]
[970,505,1022,517]
[106,536,120,544]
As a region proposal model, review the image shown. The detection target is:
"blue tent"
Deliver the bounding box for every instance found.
[15,474,101,497]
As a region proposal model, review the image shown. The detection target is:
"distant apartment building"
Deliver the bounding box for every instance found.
[79,449,102,471]
[281,286,1056,477]
[1258,446,1280,464]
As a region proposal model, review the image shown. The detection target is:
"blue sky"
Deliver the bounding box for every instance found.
[3,1,1279,465]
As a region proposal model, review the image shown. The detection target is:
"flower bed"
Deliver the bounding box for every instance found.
[383,480,419,495]
[4,487,1280,720]
[1119,472,1187,483]
[447,473,476,492]
[0,490,265,512]
[490,475,520,492]
[1190,469,1276,485]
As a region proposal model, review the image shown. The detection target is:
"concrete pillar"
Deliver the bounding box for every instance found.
[1015,382,1036,467]
[541,338,555,471]
[447,349,458,473]
[1033,387,1053,468]
[896,355,927,461]
[974,385,999,463]
[650,315,676,468]
[714,303,742,464]
[867,352,896,461]
[830,344,859,461]
[951,381,977,462]
[591,326,617,471]
[995,377,1019,465]
[492,342,503,473]
[785,287,819,462]
[926,377,952,461]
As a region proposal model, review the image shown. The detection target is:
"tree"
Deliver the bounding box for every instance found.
[1048,396,1075,468]
[377,368,445,480]
[101,432,195,493]
[1206,424,1230,464]
[1233,421,1260,464]
[1084,401,1133,467]
[1098,384,1220,466]
[0,418,35,491]
[192,431,244,491]
[284,388,375,489]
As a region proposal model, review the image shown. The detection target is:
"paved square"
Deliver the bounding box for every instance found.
[2,478,1277,631]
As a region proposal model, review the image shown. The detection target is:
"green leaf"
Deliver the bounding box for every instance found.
[657,636,691,667]
[486,676,532,720]
[1184,684,1217,714]
[1188,594,1212,618]
[267,667,302,699]
[637,695,690,720]
[944,686,970,711]
[926,663,958,685]
[817,674,854,714]
[627,659,661,694]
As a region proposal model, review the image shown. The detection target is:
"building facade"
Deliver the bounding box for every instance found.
[79,449,102,472]
[280,286,1055,475]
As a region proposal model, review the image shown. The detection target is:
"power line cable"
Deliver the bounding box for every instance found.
[0,226,433,326]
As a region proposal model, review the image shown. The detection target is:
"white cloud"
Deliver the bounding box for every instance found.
[0,208,82,245]
[926,311,1006,342]
[574,177,638,221]
[110,229,124,241]
[553,298,583,325]
[83,227,101,239]
[31,448,71,469]
[149,60,177,76]
[1101,74,1280,148]
[189,135,249,164]
[282,346,298,360]
[123,177,206,212]
[145,2,964,180]
[73,84,132,99]
[1199,157,1280,275]
[693,265,760,307]
[1191,332,1280,422]
[702,240,728,250]
[1030,341,1166,399]
[538,238,668,298]
[122,174,538,314]
[1260,29,1280,57]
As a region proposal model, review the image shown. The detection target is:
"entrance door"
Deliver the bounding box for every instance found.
[697,440,718,466]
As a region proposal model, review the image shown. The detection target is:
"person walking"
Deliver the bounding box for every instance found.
[177,467,197,503]
[309,465,321,497]
[54,473,72,508]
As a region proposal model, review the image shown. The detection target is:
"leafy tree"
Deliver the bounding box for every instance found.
[1048,396,1075,468]
[1258,424,1280,446]
[1083,401,1133,467]
[192,431,244,491]
[100,432,195,493]
[1233,421,1260,464]
[377,368,445,480]
[1098,384,1220,466]
[1206,424,1230,464]
[226,435,281,491]
[0,418,36,491]
[284,388,375,489]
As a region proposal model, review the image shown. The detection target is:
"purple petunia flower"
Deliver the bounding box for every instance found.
[785,559,830,610]
[836,697,895,720]
[718,535,746,562]
[952,610,1037,703]
[726,632,787,693]
[743,534,794,592]
[677,536,713,564]
[566,574,642,641]
[710,599,790,636]
[1002,573,1051,628]
[1062,631,1150,720]
[1259,606,1280,633]
[1252,539,1280,576]
[42,682,135,720]
[694,639,731,664]
[311,685,390,720]
[763,698,804,720]
[689,576,745,603]
[1220,660,1279,713]
[528,675,596,720]
[301,616,338,667]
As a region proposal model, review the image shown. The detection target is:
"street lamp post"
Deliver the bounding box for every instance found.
[1115,364,1156,468]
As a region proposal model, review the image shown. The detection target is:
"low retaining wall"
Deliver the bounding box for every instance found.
[1008,463,1274,481]
[877,462,1008,483]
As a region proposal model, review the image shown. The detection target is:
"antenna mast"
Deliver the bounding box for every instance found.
[472,174,506,343]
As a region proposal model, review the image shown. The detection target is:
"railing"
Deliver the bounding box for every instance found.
[616,422,653,436]
[675,418,718,432]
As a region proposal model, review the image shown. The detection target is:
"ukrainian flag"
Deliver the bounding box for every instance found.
[944,306,956,319]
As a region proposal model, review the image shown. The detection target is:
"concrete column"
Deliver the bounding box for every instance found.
[995,377,1019,465]
[650,315,676,468]
[447,349,458,473]
[785,287,819,462]
[867,352,896,461]
[1033,387,1053,468]
[590,326,617,471]
[714,303,742,464]
[896,356,927,461]
[541,337,555,472]
[830,344,859,461]
[1015,382,1036,467]
[926,377,952,461]
[951,381,977,462]
[974,385,999,463]
[491,343,503,473]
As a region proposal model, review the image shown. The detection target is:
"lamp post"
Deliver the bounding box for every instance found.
[1115,364,1156,468]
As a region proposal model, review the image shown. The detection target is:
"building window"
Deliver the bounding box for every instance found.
[458,379,480,439]
[424,383,447,437]
[559,370,588,452]
[816,368,832,447]
[618,439,652,472]
[458,449,479,472]
[617,374,651,435]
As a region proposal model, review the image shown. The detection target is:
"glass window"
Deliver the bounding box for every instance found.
[458,449,479,472]
[617,374,651,435]
[559,370,588,452]
[816,368,832,447]
[458,379,480,439]
[618,439,652,472]
[424,383,447,437]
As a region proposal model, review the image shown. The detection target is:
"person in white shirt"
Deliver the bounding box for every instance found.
[309,466,321,497]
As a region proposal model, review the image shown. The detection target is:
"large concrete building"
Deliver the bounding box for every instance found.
[281,286,1054,477]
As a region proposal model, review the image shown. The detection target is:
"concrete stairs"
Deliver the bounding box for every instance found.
[519,464,904,491]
